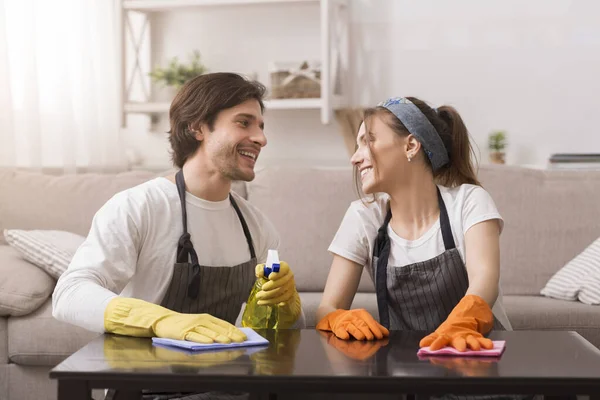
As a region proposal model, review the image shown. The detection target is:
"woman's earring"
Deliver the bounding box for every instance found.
[407,155,412,163]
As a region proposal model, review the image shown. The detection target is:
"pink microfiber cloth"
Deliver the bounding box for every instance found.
[417,340,506,357]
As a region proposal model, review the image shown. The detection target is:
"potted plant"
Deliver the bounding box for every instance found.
[149,50,208,92]
[488,130,507,164]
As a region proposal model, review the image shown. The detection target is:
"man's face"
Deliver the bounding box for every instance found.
[200,99,266,182]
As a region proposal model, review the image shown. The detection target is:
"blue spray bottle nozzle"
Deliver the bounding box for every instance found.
[263,249,280,277]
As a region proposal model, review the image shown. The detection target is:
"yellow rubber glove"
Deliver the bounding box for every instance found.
[255,261,296,305]
[419,294,494,352]
[254,261,302,328]
[104,297,247,344]
[316,309,389,340]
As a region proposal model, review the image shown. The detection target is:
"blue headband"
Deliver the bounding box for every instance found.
[378,97,449,171]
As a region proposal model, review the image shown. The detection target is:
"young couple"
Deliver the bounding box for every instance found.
[52,72,510,399]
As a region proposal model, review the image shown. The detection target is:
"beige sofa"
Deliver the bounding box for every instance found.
[1,165,600,400]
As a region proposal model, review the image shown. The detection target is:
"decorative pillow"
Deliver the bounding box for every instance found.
[3,229,86,279]
[580,274,600,305]
[0,245,56,316]
[541,236,600,303]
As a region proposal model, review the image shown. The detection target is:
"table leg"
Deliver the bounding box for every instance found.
[57,380,90,400]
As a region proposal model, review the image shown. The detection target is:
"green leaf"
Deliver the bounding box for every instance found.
[148,50,208,88]
[488,130,507,151]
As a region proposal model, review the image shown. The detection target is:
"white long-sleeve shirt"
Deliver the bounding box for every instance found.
[52,177,281,333]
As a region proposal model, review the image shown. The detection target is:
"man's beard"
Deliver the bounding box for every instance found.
[216,153,255,182]
[222,164,254,182]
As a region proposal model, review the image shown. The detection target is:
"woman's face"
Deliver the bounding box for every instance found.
[351,114,411,194]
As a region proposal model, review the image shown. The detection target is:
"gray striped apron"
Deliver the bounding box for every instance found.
[372,187,530,400]
[106,170,255,400]
[160,170,257,322]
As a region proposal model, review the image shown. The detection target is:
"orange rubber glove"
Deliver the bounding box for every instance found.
[419,294,494,352]
[316,309,389,341]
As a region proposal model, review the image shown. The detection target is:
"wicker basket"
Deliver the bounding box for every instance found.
[269,61,321,99]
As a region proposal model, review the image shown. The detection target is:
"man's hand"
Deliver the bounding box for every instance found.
[104,297,247,343]
[251,261,302,328]
[255,261,298,306]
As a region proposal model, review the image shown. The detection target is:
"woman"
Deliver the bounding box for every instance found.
[316,96,512,351]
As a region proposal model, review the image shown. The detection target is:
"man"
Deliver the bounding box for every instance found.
[52,72,303,350]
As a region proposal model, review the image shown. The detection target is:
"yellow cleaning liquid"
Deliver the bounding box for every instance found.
[242,250,280,329]
[242,277,278,329]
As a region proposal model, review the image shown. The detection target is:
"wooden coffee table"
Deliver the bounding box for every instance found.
[50,330,600,400]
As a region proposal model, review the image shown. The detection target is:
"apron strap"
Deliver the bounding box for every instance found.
[230,194,257,260]
[175,170,201,298]
[374,206,392,329]
[437,187,456,251]
[175,169,189,234]
[373,186,455,329]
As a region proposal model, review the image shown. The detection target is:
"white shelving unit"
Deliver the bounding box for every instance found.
[117,0,350,126]
[124,96,346,113]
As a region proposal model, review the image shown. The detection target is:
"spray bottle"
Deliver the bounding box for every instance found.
[242,249,280,329]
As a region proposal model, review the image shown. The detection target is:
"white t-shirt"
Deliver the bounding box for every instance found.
[328,184,512,330]
[52,177,281,333]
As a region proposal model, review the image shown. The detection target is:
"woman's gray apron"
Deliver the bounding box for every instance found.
[107,170,256,400]
[372,187,504,332]
[372,187,530,400]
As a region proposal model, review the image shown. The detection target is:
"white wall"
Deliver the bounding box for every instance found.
[123,0,600,170]
[350,0,600,166]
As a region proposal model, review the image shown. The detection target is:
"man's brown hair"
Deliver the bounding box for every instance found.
[168,72,266,168]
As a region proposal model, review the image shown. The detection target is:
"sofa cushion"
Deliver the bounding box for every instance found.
[541,236,600,304]
[0,169,157,245]
[504,295,600,348]
[8,299,99,366]
[0,246,55,317]
[0,317,6,364]
[249,167,374,293]
[0,169,248,247]
[479,166,600,295]
[7,364,62,400]
[4,230,85,279]
[299,292,378,328]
